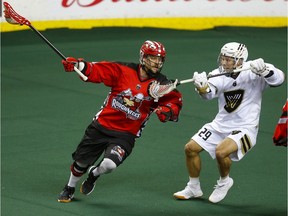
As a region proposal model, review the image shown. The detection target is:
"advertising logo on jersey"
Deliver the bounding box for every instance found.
[111,88,150,120]
[224,89,244,113]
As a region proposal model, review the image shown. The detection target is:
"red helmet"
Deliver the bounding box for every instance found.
[139,40,166,65]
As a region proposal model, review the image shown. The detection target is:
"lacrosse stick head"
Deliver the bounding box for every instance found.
[3,2,31,26]
[148,79,178,102]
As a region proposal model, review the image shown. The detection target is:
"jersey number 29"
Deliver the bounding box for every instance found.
[198,127,212,141]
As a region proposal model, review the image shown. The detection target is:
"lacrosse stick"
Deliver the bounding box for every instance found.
[3,2,88,81]
[149,79,178,102]
[148,67,251,101]
[178,67,251,85]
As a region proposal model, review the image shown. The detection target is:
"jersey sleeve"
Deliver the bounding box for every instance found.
[263,63,285,87]
[82,61,123,87]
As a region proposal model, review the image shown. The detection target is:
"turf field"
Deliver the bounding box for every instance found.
[1,27,287,216]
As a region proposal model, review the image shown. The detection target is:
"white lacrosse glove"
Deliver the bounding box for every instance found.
[193,72,209,94]
[148,79,178,102]
[250,58,270,77]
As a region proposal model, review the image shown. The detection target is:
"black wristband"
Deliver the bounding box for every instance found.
[264,70,274,78]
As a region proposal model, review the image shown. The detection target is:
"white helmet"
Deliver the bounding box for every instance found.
[218,42,248,72]
[220,42,248,61]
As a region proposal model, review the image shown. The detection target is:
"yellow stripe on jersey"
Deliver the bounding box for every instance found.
[241,134,252,155]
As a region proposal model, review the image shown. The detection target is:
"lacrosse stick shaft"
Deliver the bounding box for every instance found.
[178,67,251,85]
[29,25,88,81]
[29,25,66,60]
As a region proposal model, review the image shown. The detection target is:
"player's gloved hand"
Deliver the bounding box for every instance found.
[155,106,172,122]
[193,71,209,94]
[62,57,84,72]
[250,58,270,77]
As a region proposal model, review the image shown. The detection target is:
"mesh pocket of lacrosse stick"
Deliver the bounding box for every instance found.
[3,2,31,26]
[148,80,177,99]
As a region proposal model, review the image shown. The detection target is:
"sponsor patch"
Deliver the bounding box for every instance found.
[111,146,126,162]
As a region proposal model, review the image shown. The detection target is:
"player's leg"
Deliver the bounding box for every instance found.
[209,138,236,203]
[174,123,223,200]
[58,122,107,202]
[58,161,89,203]
[185,139,204,178]
[215,137,238,177]
[80,157,117,195]
[173,139,204,199]
[81,138,134,195]
[209,130,257,203]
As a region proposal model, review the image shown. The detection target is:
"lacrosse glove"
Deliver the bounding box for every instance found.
[250,58,271,77]
[155,106,172,122]
[193,72,209,94]
[62,57,85,72]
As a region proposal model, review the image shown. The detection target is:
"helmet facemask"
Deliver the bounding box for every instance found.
[140,54,165,78]
[217,54,244,73]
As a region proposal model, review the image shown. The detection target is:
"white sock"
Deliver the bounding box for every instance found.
[189,177,200,185]
[219,175,229,184]
[67,173,81,188]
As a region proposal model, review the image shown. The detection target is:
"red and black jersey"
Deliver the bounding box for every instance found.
[82,61,182,137]
[273,100,287,147]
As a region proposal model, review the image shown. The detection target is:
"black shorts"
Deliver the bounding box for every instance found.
[72,121,136,166]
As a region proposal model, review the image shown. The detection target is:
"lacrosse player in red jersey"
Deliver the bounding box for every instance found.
[173,42,285,203]
[273,100,287,147]
[57,40,182,203]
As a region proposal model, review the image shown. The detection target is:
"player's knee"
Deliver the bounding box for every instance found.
[99,158,117,174]
[185,140,201,157]
[215,145,228,159]
[70,161,89,177]
[215,140,234,159]
[184,143,192,155]
[215,148,223,159]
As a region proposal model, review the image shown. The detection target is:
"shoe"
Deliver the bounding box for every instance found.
[209,177,234,203]
[80,166,99,195]
[58,185,75,203]
[173,182,203,200]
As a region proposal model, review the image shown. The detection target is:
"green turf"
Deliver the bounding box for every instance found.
[1,27,287,216]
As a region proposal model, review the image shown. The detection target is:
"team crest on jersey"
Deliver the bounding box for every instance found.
[224,89,244,113]
[111,88,150,120]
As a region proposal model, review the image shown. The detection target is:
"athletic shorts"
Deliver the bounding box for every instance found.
[72,121,136,166]
[191,123,257,161]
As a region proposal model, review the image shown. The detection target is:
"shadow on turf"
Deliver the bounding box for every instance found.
[173,197,206,202]
[64,196,287,216]
[174,197,287,216]
[216,203,287,216]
